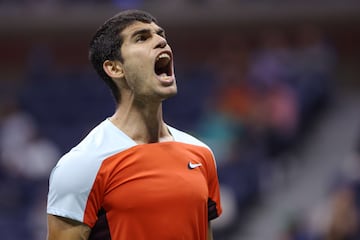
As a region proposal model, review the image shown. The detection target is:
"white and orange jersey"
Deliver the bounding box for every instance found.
[47,119,222,240]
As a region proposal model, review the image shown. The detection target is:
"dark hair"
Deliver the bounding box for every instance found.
[89,9,157,103]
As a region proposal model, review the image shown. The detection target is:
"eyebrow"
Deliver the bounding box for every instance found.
[130,27,166,39]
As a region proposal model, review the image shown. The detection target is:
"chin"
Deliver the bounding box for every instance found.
[159,86,178,100]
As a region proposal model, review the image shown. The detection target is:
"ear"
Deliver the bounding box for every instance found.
[103,60,124,79]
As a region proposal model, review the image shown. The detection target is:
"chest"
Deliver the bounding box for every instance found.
[99,143,210,212]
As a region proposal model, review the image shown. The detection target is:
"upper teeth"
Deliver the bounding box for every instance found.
[157,53,170,61]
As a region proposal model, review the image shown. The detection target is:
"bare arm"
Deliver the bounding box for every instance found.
[207,222,213,240]
[47,214,91,240]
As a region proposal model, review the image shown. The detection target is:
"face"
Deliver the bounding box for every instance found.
[119,21,177,103]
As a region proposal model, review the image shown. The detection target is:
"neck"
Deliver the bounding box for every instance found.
[109,99,173,144]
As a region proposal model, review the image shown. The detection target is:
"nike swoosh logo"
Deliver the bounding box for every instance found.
[188,161,202,169]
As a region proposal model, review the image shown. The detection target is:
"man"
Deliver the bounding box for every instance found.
[47,9,222,240]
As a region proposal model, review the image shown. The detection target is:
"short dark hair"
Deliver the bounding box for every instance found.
[89,9,157,103]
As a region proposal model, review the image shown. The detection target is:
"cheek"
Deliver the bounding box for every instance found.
[123,65,148,92]
[124,60,154,84]
[124,56,152,77]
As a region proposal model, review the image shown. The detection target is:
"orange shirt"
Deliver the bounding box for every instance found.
[47,119,222,240]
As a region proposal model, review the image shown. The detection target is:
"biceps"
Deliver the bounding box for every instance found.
[47,214,91,240]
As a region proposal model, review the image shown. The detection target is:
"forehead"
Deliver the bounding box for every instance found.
[121,21,162,39]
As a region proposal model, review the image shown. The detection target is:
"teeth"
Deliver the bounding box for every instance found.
[157,53,170,61]
[158,73,172,81]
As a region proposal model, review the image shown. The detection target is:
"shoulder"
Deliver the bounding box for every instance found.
[168,125,217,162]
[47,119,137,221]
[168,125,219,170]
[59,119,136,165]
[168,125,210,149]
[49,119,136,195]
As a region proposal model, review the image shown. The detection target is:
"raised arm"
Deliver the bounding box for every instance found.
[47,214,91,240]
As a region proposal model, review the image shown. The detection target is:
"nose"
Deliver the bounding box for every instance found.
[154,35,167,49]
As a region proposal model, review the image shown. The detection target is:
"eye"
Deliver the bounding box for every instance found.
[135,34,148,43]
[158,30,166,39]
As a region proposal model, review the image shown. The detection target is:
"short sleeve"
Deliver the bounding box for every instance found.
[47,151,102,226]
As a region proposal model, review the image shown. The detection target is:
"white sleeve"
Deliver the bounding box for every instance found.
[47,150,101,223]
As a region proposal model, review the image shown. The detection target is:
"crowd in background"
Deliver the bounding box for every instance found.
[280,139,360,240]
[0,17,359,240]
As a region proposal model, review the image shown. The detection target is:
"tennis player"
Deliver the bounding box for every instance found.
[47,9,222,240]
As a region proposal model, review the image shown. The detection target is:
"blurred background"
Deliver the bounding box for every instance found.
[0,1,360,240]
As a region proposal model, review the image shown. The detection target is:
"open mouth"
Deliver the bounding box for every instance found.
[154,52,172,78]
